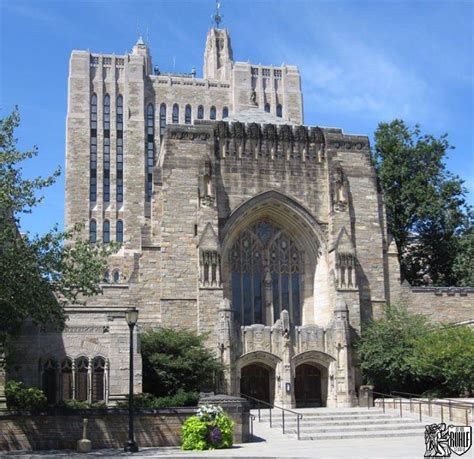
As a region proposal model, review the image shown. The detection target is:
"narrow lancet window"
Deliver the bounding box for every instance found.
[160,103,166,137]
[90,94,97,202]
[197,105,204,120]
[222,107,229,118]
[185,104,192,124]
[276,104,283,118]
[172,104,179,123]
[116,95,123,203]
[116,220,123,242]
[146,103,154,201]
[103,94,111,203]
[210,106,216,120]
[265,103,270,113]
[103,220,110,243]
[89,219,97,243]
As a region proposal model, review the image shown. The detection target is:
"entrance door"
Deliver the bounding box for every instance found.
[295,363,322,407]
[240,364,271,404]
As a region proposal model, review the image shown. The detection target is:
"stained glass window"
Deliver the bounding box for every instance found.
[230,221,303,326]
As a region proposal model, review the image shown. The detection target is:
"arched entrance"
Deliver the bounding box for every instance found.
[294,363,322,407]
[240,363,272,404]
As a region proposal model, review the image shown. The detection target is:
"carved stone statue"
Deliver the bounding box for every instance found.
[250,90,257,106]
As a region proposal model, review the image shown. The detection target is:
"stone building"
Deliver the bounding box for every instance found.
[7,23,473,409]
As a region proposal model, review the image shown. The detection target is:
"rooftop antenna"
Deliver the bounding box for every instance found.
[213,0,222,28]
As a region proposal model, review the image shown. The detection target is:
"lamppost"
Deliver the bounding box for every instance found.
[124,307,139,453]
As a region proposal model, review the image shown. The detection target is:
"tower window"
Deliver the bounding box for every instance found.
[172,104,179,123]
[185,104,192,124]
[222,107,229,118]
[264,103,270,113]
[90,94,97,202]
[160,103,166,137]
[103,220,110,243]
[116,95,123,203]
[276,104,283,118]
[116,220,123,242]
[103,94,111,203]
[89,219,97,243]
[210,106,216,120]
[197,105,204,120]
[146,103,155,201]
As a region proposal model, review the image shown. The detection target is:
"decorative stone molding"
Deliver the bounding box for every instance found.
[198,223,221,288]
[331,162,349,212]
[168,130,210,141]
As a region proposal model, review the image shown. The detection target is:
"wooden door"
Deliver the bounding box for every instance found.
[295,363,322,407]
[240,364,271,404]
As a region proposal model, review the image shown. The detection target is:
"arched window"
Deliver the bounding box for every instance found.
[89,220,97,243]
[116,95,123,203]
[113,270,120,283]
[197,105,204,120]
[103,270,110,282]
[222,107,229,118]
[60,358,73,400]
[172,104,179,123]
[210,106,216,120]
[42,358,57,404]
[264,103,270,113]
[276,104,283,118]
[90,94,97,201]
[185,104,192,124]
[159,103,166,137]
[103,94,111,202]
[146,104,155,201]
[92,357,106,403]
[229,221,303,326]
[103,220,110,243]
[75,357,89,402]
[116,220,123,242]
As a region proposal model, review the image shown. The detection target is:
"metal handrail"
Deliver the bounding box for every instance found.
[239,393,304,440]
[391,391,474,410]
[364,389,472,426]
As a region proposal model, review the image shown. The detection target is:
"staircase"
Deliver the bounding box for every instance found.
[252,407,431,441]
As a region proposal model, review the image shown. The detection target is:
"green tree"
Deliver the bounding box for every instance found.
[141,327,223,397]
[0,109,117,343]
[410,326,474,397]
[357,305,431,393]
[373,120,472,285]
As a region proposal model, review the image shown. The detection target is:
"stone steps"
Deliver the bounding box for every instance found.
[251,407,430,441]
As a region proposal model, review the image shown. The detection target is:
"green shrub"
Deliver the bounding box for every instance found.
[117,390,199,409]
[55,399,89,410]
[181,404,233,450]
[141,327,223,398]
[5,380,47,410]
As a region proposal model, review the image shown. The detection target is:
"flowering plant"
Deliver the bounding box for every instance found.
[182,404,233,450]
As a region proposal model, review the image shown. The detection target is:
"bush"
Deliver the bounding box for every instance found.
[410,325,474,397]
[141,327,223,398]
[5,381,48,411]
[181,404,233,450]
[357,305,430,393]
[117,390,200,409]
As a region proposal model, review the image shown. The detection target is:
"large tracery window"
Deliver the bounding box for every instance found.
[230,221,303,326]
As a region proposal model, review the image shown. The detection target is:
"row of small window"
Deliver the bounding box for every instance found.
[149,103,229,133]
[41,356,106,404]
[89,219,123,243]
[104,270,121,283]
[90,94,123,130]
[265,103,283,118]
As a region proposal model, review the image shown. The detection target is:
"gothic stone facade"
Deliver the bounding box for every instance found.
[8,27,473,408]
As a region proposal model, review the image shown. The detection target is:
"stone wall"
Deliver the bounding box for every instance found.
[0,402,250,451]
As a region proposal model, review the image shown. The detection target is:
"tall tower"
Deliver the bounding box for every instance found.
[203,28,233,81]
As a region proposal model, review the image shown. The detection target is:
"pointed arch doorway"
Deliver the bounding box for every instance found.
[294,363,322,407]
[240,363,272,404]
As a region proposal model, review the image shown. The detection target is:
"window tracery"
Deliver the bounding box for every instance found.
[230,221,303,326]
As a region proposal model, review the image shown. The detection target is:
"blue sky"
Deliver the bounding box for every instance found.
[1,0,473,236]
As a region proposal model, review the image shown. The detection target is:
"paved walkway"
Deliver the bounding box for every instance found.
[3,409,473,458]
